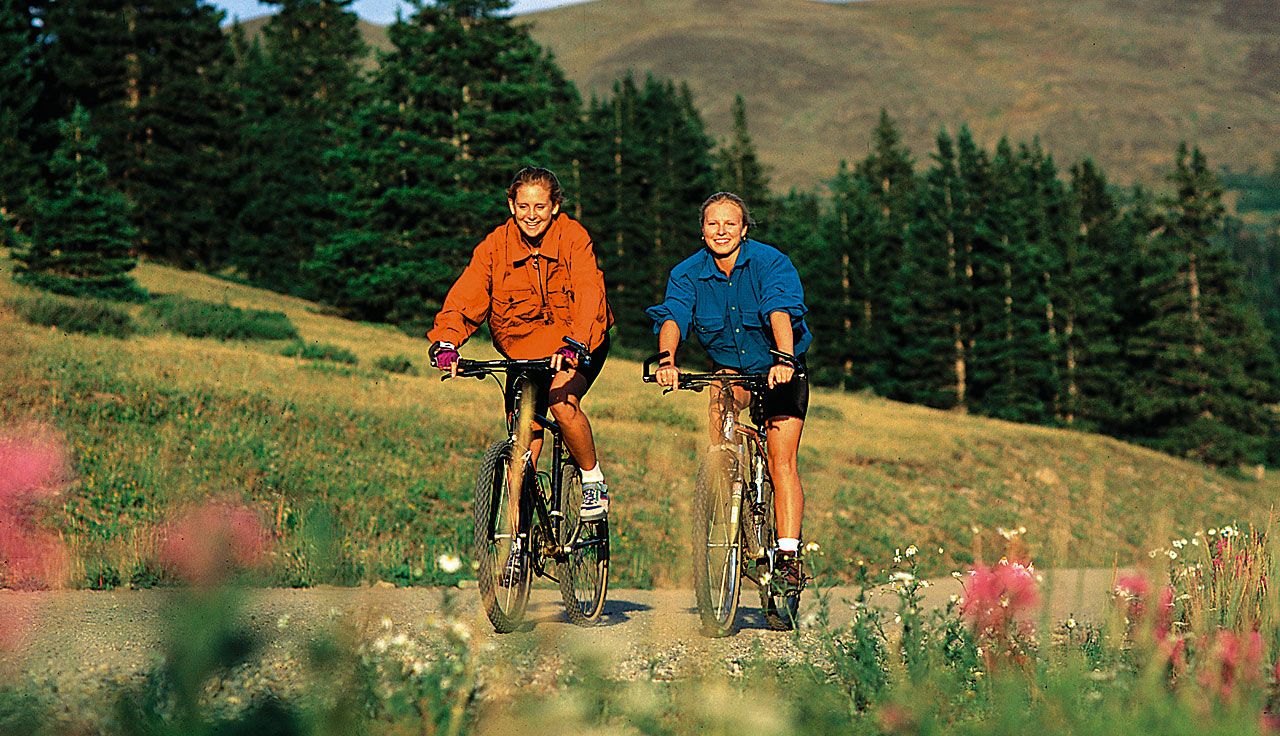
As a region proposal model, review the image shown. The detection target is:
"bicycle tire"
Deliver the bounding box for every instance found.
[692,448,742,637]
[557,460,609,625]
[756,474,801,631]
[473,438,533,633]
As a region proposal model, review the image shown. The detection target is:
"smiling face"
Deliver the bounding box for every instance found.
[508,183,560,240]
[702,200,748,262]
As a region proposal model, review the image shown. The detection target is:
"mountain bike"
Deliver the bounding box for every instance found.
[642,351,805,637]
[447,338,609,632]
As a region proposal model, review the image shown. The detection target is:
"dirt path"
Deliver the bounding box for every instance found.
[1,567,1127,680]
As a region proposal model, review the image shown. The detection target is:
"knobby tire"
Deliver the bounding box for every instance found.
[557,461,609,625]
[692,448,742,637]
[473,439,534,633]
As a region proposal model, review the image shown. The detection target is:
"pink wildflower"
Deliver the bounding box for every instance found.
[0,429,69,504]
[1113,572,1150,601]
[0,428,70,591]
[960,559,1039,635]
[159,499,270,586]
[1199,630,1265,701]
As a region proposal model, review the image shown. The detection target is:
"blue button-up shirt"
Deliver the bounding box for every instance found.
[647,239,811,373]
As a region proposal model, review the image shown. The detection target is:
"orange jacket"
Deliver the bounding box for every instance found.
[428,215,613,359]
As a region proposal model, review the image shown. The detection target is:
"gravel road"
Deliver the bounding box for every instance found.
[2,566,1125,674]
[0,568,1126,729]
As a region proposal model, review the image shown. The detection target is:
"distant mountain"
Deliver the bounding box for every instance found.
[240,0,1280,191]
[232,14,393,63]
[522,0,1279,191]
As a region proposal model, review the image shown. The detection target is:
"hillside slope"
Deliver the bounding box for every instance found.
[522,0,1278,190]
[2,258,1276,588]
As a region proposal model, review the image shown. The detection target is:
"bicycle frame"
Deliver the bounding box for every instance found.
[453,358,604,562]
[642,350,805,633]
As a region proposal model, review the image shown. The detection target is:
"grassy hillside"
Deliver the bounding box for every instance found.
[2,256,1277,589]
[521,0,1279,191]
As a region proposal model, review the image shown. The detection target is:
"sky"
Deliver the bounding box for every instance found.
[211,0,597,25]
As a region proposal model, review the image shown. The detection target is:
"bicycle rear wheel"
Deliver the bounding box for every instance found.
[473,438,533,633]
[692,448,742,637]
[557,460,609,625]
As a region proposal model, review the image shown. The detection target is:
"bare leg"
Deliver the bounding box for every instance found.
[548,369,597,470]
[705,374,751,446]
[764,416,805,541]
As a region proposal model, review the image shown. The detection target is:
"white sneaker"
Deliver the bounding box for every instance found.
[580,481,609,521]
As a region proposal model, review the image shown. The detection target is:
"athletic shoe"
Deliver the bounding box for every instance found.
[580,481,609,521]
[502,539,524,586]
[772,551,804,593]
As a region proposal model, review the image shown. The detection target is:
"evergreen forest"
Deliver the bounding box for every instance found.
[3,0,1279,468]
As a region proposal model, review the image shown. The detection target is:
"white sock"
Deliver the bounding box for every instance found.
[777,537,800,553]
[580,463,605,484]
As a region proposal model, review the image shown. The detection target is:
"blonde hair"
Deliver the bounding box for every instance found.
[699,191,754,226]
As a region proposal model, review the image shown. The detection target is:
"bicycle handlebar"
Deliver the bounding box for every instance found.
[640,350,803,392]
[441,336,590,381]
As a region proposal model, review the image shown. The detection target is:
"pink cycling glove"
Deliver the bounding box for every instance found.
[430,341,459,370]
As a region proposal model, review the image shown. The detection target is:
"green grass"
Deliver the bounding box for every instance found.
[8,293,137,338]
[146,295,299,341]
[1,256,1277,589]
[281,340,359,364]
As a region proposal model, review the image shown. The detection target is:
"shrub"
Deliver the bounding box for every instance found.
[282,340,358,365]
[147,295,298,341]
[374,354,418,375]
[8,294,136,338]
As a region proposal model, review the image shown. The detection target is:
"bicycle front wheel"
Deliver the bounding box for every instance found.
[557,460,609,626]
[692,448,742,637]
[474,439,532,633]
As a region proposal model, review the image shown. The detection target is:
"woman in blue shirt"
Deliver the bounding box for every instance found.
[647,192,812,586]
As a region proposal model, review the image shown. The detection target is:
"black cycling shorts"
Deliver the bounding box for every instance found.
[758,370,809,422]
[504,334,611,419]
[713,358,809,424]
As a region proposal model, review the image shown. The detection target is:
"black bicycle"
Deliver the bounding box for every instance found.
[642,351,805,637]
[447,338,609,632]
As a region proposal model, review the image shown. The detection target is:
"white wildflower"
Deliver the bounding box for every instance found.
[905,545,918,558]
[804,541,821,553]
[891,571,915,583]
[437,553,462,574]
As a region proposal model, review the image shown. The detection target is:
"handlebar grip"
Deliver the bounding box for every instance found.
[642,351,671,382]
[561,336,591,368]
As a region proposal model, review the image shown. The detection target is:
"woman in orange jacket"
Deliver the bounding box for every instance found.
[427,168,614,576]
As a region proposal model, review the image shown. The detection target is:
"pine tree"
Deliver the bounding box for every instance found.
[819,160,879,391]
[42,0,238,267]
[775,189,838,383]
[1125,145,1280,465]
[1062,158,1127,431]
[578,74,714,350]
[14,105,143,300]
[308,0,583,325]
[977,140,1061,424]
[853,109,916,396]
[713,94,771,200]
[0,0,45,248]
[229,0,368,290]
[893,130,972,410]
[578,79,652,349]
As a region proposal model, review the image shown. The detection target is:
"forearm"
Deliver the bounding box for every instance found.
[769,311,795,356]
[658,320,681,363]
